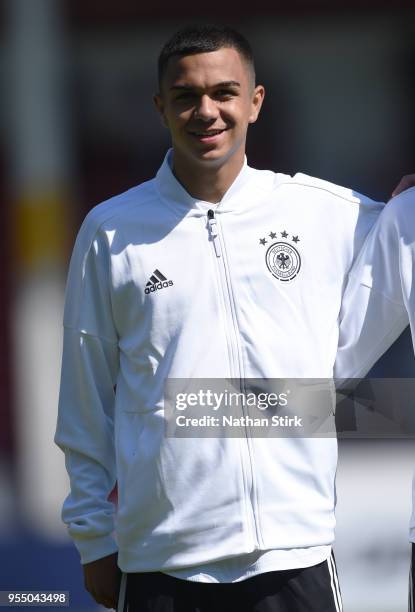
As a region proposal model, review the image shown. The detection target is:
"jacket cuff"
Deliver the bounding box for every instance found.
[74,534,119,565]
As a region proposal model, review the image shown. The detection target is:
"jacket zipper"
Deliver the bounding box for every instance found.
[207,208,261,549]
[207,209,222,257]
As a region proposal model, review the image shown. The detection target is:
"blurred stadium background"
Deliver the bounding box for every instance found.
[0,1,414,610]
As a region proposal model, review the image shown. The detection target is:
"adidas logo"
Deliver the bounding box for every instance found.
[145,269,174,294]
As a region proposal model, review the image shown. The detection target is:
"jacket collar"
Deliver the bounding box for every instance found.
[155,149,256,214]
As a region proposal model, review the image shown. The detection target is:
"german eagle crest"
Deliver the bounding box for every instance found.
[259,230,301,282]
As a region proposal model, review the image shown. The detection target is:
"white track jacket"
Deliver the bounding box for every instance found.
[55,151,383,571]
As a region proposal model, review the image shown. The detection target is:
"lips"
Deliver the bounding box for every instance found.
[190,128,226,137]
[188,128,228,143]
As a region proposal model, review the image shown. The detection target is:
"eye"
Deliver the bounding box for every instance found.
[214,89,237,100]
[175,91,195,100]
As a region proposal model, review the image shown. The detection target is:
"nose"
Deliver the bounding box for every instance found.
[194,94,218,121]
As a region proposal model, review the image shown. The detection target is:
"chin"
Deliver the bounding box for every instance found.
[187,149,224,165]
[194,145,236,164]
[198,149,225,160]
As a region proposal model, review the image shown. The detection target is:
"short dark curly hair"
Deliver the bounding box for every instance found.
[157,24,256,90]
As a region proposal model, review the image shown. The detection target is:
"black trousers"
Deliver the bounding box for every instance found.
[119,553,342,612]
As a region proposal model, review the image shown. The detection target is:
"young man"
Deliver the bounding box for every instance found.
[334,186,415,611]
[55,24,413,612]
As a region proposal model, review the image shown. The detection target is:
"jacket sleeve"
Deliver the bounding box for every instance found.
[334,194,412,380]
[55,214,120,564]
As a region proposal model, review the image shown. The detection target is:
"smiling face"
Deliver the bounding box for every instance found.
[154,47,264,178]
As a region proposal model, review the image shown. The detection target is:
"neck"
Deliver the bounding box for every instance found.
[171,149,245,204]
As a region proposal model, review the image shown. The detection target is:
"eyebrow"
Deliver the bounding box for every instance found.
[170,81,241,91]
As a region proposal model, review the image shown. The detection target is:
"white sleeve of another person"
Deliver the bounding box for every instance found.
[335,187,415,544]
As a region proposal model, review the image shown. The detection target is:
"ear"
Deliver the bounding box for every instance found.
[248,85,265,124]
[154,93,169,128]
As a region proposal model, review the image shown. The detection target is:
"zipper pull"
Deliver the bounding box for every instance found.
[207,209,222,257]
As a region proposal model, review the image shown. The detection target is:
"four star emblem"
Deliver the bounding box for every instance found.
[260,230,301,246]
